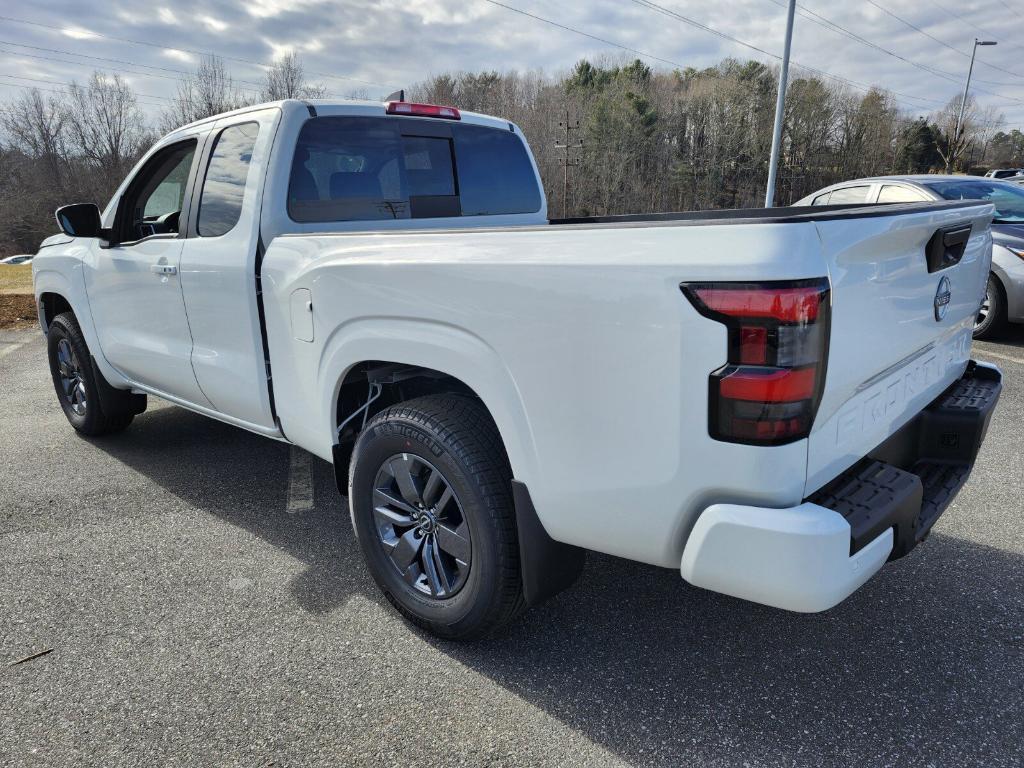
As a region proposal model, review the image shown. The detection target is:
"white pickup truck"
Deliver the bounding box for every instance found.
[34,98,1002,639]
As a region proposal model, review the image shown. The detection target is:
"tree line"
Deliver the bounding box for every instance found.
[1,53,1019,255]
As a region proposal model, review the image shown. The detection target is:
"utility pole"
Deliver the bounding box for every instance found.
[555,111,583,218]
[764,0,796,208]
[950,38,997,173]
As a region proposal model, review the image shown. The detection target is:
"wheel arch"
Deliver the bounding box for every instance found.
[33,265,128,389]
[32,267,78,333]
[38,291,74,332]
[314,319,586,605]
[329,359,584,609]
[317,318,540,487]
[988,262,1018,322]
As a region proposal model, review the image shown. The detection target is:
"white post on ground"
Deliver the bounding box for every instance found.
[764,0,796,208]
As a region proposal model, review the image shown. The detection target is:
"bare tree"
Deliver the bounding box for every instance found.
[260,52,326,101]
[934,95,981,173]
[66,72,151,194]
[0,88,71,191]
[160,54,249,132]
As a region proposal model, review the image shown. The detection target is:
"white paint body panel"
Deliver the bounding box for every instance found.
[31,98,997,611]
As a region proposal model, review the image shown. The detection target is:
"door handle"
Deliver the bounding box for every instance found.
[150,264,178,276]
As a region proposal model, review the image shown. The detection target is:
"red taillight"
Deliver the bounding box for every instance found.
[692,285,821,323]
[682,279,830,446]
[718,366,817,402]
[386,101,461,120]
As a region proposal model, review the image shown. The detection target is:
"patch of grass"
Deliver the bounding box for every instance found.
[0,265,33,295]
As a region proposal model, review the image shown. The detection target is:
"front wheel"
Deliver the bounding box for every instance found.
[348,395,524,640]
[974,274,1007,340]
[47,312,144,436]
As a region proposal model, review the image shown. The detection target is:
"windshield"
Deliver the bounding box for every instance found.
[924,180,1024,224]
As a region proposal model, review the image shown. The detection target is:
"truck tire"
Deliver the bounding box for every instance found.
[973,274,1007,340]
[46,312,145,436]
[349,394,525,640]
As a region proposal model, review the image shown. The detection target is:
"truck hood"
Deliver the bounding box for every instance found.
[38,232,73,250]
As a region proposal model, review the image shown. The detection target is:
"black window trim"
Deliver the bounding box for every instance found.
[112,134,209,249]
[192,120,261,239]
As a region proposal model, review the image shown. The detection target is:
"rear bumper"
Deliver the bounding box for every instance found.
[681,360,1002,612]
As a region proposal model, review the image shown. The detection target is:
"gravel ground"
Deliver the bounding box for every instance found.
[1,328,1022,768]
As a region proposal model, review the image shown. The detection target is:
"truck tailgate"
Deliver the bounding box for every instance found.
[806,202,994,495]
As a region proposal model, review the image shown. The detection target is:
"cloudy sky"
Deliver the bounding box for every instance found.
[1,0,1023,128]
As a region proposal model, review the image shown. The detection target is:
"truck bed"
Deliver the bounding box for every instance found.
[548,200,983,227]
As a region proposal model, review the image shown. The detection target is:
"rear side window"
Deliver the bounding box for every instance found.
[877,185,927,203]
[288,116,541,222]
[827,186,871,204]
[198,122,260,237]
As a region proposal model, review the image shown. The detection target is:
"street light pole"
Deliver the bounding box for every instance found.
[950,38,997,173]
[764,0,796,208]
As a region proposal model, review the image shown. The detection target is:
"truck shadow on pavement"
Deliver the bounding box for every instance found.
[98,404,1023,767]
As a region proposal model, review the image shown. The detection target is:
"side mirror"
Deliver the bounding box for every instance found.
[55,203,103,238]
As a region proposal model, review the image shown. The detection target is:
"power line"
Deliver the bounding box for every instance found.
[623,0,948,107]
[484,0,705,71]
[930,0,1024,58]
[0,14,396,92]
[0,72,173,102]
[767,0,1021,91]
[0,46,267,98]
[863,0,1024,81]
[990,0,1020,14]
[480,0,790,103]
[764,0,969,86]
[0,75,169,108]
[483,0,946,111]
[0,39,268,91]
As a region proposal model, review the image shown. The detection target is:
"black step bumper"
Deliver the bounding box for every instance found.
[808,360,1002,560]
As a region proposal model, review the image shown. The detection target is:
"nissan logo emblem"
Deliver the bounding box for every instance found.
[934,276,952,321]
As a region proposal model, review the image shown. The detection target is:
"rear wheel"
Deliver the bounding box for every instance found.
[974,274,1007,340]
[47,312,144,436]
[349,395,524,640]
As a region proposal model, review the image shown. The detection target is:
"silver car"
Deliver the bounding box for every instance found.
[795,175,1024,339]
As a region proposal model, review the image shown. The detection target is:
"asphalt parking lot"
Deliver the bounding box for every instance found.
[1,329,1022,768]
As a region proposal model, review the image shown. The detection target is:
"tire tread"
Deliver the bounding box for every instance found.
[357,394,525,639]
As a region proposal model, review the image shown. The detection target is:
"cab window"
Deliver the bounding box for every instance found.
[117,140,197,242]
[197,122,260,237]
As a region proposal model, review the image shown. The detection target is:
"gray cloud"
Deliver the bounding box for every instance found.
[1,0,1022,127]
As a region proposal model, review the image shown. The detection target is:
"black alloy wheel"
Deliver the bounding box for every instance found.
[372,453,472,598]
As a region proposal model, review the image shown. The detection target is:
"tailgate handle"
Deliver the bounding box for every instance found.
[925,224,971,273]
